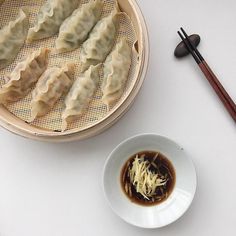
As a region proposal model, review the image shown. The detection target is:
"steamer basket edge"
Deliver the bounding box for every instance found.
[0,0,150,142]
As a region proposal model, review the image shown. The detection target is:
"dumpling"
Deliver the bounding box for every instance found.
[27,0,79,42]
[0,8,29,69]
[80,5,120,72]
[62,64,100,131]
[0,48,50,104]
[31,64,74,121]
[102,38,131,108]
[0,0,5,6]
[56,0,102,53]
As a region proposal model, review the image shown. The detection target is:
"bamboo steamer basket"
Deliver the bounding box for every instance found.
[0,0,149,142]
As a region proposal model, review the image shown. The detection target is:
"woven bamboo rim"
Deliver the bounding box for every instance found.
[0,0,149,142]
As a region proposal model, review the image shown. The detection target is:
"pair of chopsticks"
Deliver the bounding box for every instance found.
[178,28,236,123]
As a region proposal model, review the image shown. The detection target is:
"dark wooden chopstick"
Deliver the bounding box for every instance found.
[180,28,236,113]
[178,28,236,122]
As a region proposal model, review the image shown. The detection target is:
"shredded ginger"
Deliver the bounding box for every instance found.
[129,155,167,200]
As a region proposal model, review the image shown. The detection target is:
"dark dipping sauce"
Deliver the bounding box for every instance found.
[121,151,176,206]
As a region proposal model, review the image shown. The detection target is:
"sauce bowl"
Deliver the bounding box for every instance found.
[102,134,197,228]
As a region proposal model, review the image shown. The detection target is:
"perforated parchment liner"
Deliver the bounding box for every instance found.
[0,0,138,132]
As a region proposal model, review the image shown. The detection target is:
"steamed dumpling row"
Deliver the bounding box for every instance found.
[0,0,119,70]
[27,0,79,42]
[0,47,75,122]
[29,2,132,128]
[0,0,100,69]
[0,0,133,131]
[60,2,129,129]
[63,39,132,130]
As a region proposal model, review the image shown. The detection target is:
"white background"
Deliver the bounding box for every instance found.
[1,0,236,235]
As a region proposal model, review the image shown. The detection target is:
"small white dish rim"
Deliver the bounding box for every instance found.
[102,133,197,228]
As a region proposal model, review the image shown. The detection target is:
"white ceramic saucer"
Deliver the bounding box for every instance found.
[103,134,197,228]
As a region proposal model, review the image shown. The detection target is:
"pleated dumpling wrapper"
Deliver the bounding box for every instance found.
[102,38,132,108]
[80,2,122,72]
[27,0,79,42]
[31,64,74,121]
[0,48,50,104]
[56,0,103,53]
[0,8,29,69]
[62,64,101,131]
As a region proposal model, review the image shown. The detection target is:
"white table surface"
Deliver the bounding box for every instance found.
[1,0,236,235]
